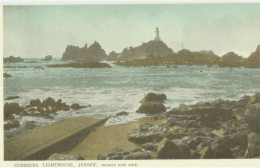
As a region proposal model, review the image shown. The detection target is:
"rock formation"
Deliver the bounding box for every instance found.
[219,52,244,67]
[61,41,107,62]
[112,40,173,61]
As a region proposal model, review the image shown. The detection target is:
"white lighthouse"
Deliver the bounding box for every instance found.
[154,27,161,41]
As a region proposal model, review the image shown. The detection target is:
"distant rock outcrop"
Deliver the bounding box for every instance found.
[219,52,244,67]
[244,45,260,68]
[44,55,52,61]
[62,41,107,62]
[4,56,24,63]
[110,40,173,61]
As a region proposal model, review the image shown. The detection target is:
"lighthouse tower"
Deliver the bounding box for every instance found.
[154,27,161,41]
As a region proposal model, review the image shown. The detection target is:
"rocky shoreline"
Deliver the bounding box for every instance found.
[4,92,260,160]
[96,91,260,159]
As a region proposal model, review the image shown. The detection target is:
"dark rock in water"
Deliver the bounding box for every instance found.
[244,103,260,132]
[4,103,23,120]
[116,111,129,116]
[48,153,84,160]
[29,99,41,107]
[34,66,44,70]
[156,138,191,159]
[70,103,86,110]
[25,121,37,129]
[4,120,20,131]
[244,132,260,158]
[124,151,152,160]
[42,97,56,107]
[137,102,166,114]
[141,93,167,103]
[3,73,12,78]
[44,55,52,61]
[4,96,20,100]
[4,56,24,63]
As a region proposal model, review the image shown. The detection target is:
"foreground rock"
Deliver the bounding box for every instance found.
[97,148,152,160]
[48,153,84,160]
[4,56,24,63]
[47,62,111,68]
[136,93,167,114]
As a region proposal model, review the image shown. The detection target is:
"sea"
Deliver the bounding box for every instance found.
[3,58,260,139]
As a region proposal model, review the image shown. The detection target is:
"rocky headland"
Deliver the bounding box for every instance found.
[114,45,260,68]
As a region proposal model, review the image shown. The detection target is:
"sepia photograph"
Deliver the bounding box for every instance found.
[1,1,260,167]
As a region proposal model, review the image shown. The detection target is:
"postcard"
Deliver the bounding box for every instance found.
[1,1,260,167]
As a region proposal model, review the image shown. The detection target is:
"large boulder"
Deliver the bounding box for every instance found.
[244,132,260,158]
[136,102,166,114]
[156,138,191,159]
[25,121,37,129]
[44,55,52,61]
[141,93,167,103]
[4,103,23,120]
[48,153,84,160]
[245,103,260,132]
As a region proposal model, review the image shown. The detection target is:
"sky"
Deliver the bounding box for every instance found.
[3,4,260,58]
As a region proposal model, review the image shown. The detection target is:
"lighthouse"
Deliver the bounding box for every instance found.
[154,27,161,41]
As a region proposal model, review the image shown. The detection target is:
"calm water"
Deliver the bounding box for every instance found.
[4,58,260,138]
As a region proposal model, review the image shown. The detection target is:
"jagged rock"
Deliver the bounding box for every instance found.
[136,102,166,114]
[4,56,24,63]
[141,93,167,103]
[4,96,20,100]
[142,142,158,152]
[244,132,260,158]
[245,103,260,132]
[165,126,188,140]
[156,138,191,159]
[62,41,107,62]
[4,120,20,131]
[25,121,37,129]
[48,153,84,160]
